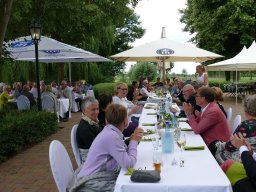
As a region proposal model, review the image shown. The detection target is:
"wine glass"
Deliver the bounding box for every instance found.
[177,133,186,167]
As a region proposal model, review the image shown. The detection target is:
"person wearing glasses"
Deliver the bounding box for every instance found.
[179,84,201,117]
[183,87,230,148]
[112,83,141,137]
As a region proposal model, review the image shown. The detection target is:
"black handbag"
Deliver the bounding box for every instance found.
[130,170,161,183]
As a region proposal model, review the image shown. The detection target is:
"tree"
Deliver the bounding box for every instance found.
[182,68,188,75]
[0,0,14,56]
[1,0,144,83]
[180,0,256,59]
[129,62,157,81]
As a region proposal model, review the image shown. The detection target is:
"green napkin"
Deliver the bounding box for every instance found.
[181,128,193,131]
[184,146,205,150]
[146,104,156,106]
[144,129,154,135]
[144,106,156,109]
[125,167,135,175]
[178,119,187,122]
[141,138,152,142]
[147,113,157,115]
[142,123,155,126]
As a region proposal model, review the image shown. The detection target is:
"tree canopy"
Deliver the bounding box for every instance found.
[180,0,256,59]
[1,0,145,84]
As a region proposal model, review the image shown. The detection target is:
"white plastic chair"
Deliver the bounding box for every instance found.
[226,107,232,123]
[70,124,81,167]
[42,95,55,112]
[232,115,242,133]
[17,95,30,110]
[49,140,74,192]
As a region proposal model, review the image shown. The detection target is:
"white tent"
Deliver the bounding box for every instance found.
[5,36,111,81]
[207,41,256,103]
[207,41,256,71]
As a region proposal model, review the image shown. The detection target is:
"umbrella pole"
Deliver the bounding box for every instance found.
[69,62,71,82]
[162,58,165,83]
[236,66,238,104]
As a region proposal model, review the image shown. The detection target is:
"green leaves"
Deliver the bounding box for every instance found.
[180,0,256,60]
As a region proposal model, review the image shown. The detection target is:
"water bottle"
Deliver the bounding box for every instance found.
[162,121,174,154]
[171,113,178,128]
[165,94,172,114]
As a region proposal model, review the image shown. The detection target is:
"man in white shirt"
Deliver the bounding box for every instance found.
[139,79,150,98]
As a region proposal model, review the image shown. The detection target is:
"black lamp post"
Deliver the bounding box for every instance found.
[30,22,42,110]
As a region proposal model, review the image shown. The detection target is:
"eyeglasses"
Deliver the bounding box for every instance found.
[183,89,192,93]
[195,95,202,98]
[118,88,128,91]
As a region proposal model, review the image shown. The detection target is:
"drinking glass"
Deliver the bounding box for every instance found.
[177,133,186,167]
[152,149,162,172]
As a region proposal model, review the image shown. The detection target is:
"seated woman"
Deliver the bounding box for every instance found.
[98,93,112,130]
[112,83,141,137]
[221,133,256,192]
[76,96,100,163]
[211,86,227,118]
[69,104,143,191]
[0,85,14,110]
[127,80,143,103]
[215,94,256,164]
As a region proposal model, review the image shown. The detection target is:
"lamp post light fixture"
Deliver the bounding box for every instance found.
[30,22,42,110]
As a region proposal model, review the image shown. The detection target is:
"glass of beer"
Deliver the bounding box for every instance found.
[153,149,162,172]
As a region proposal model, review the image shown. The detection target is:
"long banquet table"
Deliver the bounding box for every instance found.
[114,103,232,192]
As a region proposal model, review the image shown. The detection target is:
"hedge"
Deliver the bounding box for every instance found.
[0,109,58,162]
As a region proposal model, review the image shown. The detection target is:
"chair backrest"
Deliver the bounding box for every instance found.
[226,107,232,123]
[232,115,242,133]
[70,124,81,166]
[49,140,74,192]
[17,95,30,110]
[42,95,55,112]
[87,90,95,98]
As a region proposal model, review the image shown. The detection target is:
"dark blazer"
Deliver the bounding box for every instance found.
[233,151,256,192]
[76,119,101,149]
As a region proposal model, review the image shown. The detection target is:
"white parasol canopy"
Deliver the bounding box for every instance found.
[111,27,222,81]
[5,36,111,63]
[5,36,111,81]
[111,37,223,63]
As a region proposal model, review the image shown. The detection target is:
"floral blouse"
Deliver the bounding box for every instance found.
[225,119,256,151]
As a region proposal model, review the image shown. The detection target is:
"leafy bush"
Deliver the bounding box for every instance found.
[93,83,116,98]
[0,109,58,162]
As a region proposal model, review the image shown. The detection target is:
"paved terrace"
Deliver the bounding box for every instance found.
[0,94,246,192]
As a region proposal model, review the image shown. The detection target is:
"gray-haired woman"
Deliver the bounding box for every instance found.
[215,94,256,164]
[76,96,100,163]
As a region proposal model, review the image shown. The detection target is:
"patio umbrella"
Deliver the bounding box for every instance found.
[5,36,111,81]
[111,27,222,81]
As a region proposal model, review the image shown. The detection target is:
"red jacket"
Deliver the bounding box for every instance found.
[188,102,230,146]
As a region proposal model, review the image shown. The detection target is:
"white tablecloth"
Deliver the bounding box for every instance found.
[58,98,70,118]
[114,105,232,192]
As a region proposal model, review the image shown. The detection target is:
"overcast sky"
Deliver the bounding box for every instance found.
[125,0,198,74]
